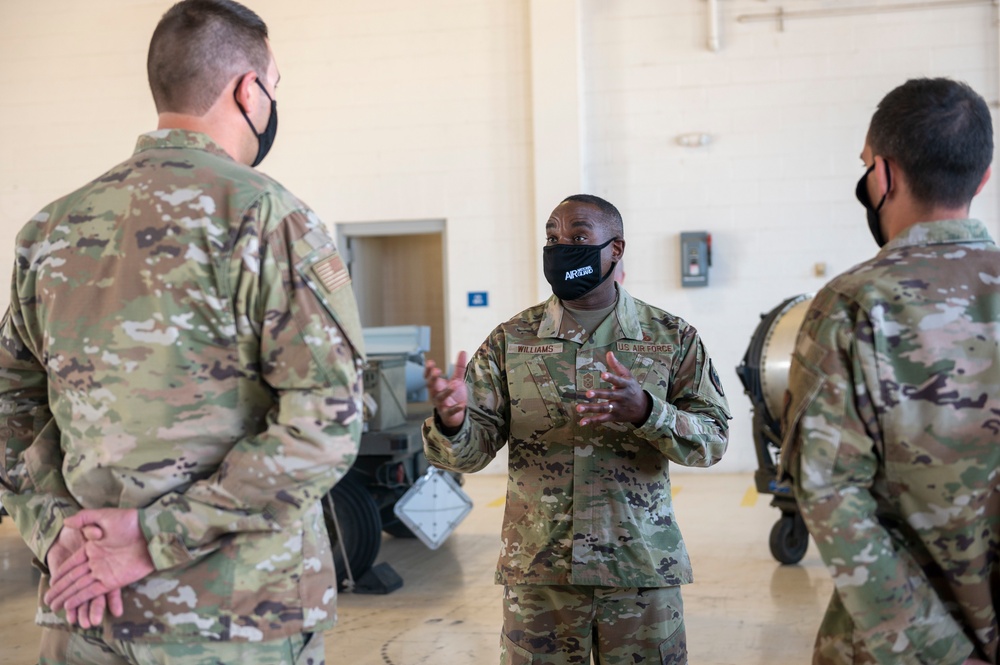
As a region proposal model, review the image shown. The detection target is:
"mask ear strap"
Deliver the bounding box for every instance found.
[235,74,272,133]
[599,262,617,284]
[234,75,258,134]
[597,237,620,284]
[875,159,892,211]
[255,77,273,101]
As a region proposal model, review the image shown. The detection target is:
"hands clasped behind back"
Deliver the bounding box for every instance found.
[46,523,123,629]
[45,508,155,628]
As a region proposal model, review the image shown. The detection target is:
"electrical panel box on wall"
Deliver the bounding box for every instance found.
[680,232,711,288]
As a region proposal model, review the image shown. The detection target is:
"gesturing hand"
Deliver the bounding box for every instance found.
[577,351,652,427]
[425,351,469,431]
[47,524,123,628]
[44,508,154,620]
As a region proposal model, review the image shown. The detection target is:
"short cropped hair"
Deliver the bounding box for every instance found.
[868,78,993,209]
[147,0,270,115]
[561,194,624,239]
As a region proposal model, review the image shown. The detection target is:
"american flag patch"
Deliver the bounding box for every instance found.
[312,253,351,292]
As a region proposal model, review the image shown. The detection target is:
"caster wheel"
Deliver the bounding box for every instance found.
[769,512,808,564]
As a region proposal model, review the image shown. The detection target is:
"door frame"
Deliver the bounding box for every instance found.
[335,218,448,364]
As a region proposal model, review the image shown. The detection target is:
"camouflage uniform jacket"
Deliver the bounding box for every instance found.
[423,287,730,587]
[781,219,1000,664]
[0,130,366,644]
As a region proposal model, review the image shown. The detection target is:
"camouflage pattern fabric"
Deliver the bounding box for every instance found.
[780,219,1000,664]
[423,286,730,588]
[0,130,365,643]
[500,584,686,665]
[38,627,325,665]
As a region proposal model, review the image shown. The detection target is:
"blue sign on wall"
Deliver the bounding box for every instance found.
[468,292,489,307]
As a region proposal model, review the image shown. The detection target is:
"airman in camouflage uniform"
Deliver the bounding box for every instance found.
[0,2,364,664]
[423,195,730,665]
[781,78,999,665]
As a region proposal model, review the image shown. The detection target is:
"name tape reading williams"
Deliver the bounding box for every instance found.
[510,344,564,354]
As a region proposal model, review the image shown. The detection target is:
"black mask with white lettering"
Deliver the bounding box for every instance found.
[543,238,616,301]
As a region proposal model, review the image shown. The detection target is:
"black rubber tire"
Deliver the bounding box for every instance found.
[380,493,417,539]
[382,517,417,539]
[769,513,809,565]
[324,473,382,586]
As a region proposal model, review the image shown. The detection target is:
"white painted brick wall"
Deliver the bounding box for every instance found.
[0,0,536,472]
[0,0,997,474]
[581,0,999,473]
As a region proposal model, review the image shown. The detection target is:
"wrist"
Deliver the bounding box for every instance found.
[631,391,653,427]
[434,410,464,436]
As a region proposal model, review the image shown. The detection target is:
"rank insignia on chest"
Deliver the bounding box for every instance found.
[582,373,596,391]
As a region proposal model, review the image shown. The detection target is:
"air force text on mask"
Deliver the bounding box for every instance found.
[565,266,595,280]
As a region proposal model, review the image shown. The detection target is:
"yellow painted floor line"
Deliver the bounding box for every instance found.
[741,485,759,507]
[488,496,506,508]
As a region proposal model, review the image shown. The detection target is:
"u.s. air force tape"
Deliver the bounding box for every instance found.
[616,342,673,354]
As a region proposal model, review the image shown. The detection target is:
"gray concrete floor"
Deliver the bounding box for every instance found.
[0,473,833,664]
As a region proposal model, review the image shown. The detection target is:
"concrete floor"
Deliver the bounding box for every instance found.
[0,472,833,664]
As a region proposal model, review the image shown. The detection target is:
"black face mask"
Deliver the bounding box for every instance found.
[856,162,891,247]
[543,238,616,301]
[235,77,278,167]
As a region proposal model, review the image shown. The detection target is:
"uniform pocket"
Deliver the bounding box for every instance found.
[501,632,533,665]
[658,619,689,664]
[506,355,569,437]
[634,355,666,400]
[501,631,569,665]
[628,356,669,432]
[22,416,67,497]
[781,359,825,440]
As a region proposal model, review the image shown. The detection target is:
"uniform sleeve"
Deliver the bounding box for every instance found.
[0,279,81,567]
[423,328,510,473]
[633,329,730,468]
[780,294,974,665]
[137,205,365,571]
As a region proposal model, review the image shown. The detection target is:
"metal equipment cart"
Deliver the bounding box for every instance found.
[735,293,814,564]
